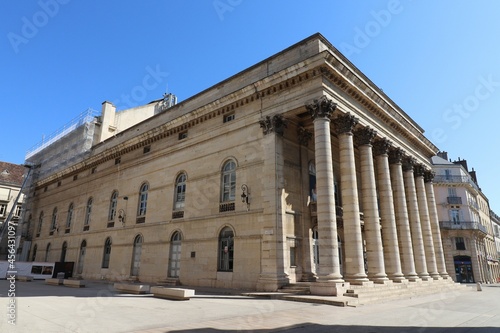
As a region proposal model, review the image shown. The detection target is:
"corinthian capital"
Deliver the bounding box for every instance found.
[306,95,337,120]
[373,138,392,156]
[334,113,359,135]
[354,126,377,146]
[424,170,435,183]
[402,156,416,172]
[259,114,287,136]
[388,147,404,164]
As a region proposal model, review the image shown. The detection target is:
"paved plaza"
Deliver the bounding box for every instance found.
[0,279,499,333]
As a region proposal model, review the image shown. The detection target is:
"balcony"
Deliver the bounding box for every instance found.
[433,175,479,191]
[439,221,487,235]
[447,196,462,204]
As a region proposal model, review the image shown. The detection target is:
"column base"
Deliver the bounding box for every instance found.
[256,274,289,292]
[430,272,442,280]
[310,281,350,296]
[405,274,421,282]
[439,272,451,279]
[368,273,390,284]
[388,273,407,283]
[418,273,432,281]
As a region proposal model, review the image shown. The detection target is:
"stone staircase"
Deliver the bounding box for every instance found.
[342,279,469,306]
[278,282,311,295]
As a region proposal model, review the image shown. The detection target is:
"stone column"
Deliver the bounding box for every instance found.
[373,139,405,283]
[306,96,344,286]
[389,148,419,281]
[414,165,440,280]
[424,171,450,279]
[334,113,369,284]
[403,157,430,281]
[354,127,388,283]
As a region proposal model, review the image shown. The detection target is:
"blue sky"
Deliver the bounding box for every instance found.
[1,0,499,210]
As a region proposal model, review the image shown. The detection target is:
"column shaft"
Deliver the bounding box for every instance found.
[358,137,388,283]
[336,115,368,284]
[313,118,343,282]
[389,153,419,281]
[414,172,439,279]
[424,179,450,279]
[375,147,405,282]
[403,165,430,280]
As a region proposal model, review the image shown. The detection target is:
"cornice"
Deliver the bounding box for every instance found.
[319,53,437,158]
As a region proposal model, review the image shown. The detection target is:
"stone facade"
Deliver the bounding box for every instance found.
[21,34,452,293]
[432,153,499,283]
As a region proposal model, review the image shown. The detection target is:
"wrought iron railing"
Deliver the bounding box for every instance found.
[439,221,487,234]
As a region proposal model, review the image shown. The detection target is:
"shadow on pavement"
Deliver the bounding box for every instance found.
[168,324,500,333]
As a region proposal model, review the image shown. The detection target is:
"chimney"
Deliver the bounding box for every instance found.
[437,151,448,160]
[469,167,478,185]
[453,158,468,172]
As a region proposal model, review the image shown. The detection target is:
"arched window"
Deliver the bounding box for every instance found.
[168,231,182,278]
[137,183,149,218]
[102,237,112,268]
[31,244,37,262]
[130,235,143,276]
[218,227,234,271]
[309,161,316,202]
[66,203,74,231]
[77,240,86,274]
[221,161,236,202]
[60,241,68,262]
[45,243,51,262]
[50,207,58,233]
[174,173,187,211]
[37,212,44,237]
[108,191,118,221]
[84,198,92,230]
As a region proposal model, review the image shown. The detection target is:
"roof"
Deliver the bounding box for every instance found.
[431,155,454,165]
[0,162,25,187]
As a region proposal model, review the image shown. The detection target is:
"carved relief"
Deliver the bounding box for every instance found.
[259,114,288,136]
[306,95,337,120]
[334,113,359,135]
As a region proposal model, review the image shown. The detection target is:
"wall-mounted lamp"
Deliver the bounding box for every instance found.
[241,184,250,211]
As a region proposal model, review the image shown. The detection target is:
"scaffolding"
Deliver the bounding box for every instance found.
[25,108,99,160]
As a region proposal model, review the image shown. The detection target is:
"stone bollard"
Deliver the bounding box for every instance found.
[476,282,482,291]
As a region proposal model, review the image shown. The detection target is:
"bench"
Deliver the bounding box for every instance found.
[17,275,33,282]
[150,287,195,300]
[63,279,86,288]
[114,283,150,294]
[45,278,64,286]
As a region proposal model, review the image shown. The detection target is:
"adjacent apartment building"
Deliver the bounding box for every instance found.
[20,33,454,295]
[431,152,499,283]
[0,161,26,259]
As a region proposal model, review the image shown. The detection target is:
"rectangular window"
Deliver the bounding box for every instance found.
[14,205,21,217]
[223,113,235,123]
[450,209,462,223]
[455,237,466,250]
[0,204,6,216]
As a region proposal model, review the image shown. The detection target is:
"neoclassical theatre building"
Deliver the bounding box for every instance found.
[22,33,452,294]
